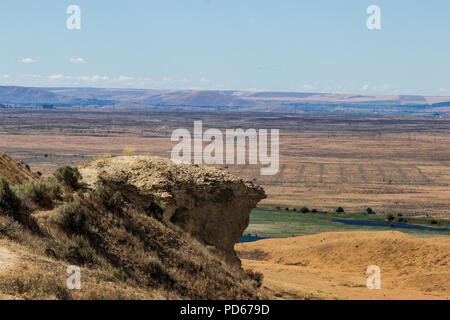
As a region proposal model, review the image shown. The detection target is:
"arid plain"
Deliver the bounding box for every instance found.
[1,108,450,218]
[1,108,450,300]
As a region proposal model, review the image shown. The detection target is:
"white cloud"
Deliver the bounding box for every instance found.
[118,75,134,81]
[76,75,90,81]
[4,73,201,89]
[362,84,369,91]
[18,58,36,64]
[301,84,314,91]
[200,77,210,83]
[3,74,11,79]
[69,57,87,64]
[48,74,64,80]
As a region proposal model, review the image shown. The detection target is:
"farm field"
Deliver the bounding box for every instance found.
[243,206,450,239]
[1,108,450,217]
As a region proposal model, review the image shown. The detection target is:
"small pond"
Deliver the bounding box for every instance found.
[238,236,269,243]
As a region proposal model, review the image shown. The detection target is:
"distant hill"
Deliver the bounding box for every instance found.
[0,86,115,106]
[1,85,450,114]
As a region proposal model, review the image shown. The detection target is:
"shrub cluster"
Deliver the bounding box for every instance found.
[52,201,88,234]
[91,183,123,213]
[336,207,345,213]
[53,166,82,190]
[0,177,41,232]
[245,270,264,288]
[14,178,62,209]
[59,235,95,265]
[0,177,22,216]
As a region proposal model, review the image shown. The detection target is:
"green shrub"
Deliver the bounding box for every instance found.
[386,214,395,222]
[45,177,63,200]
[300,207,310,213]
[20,179,62,208]
[91,184,123,213]
[60,236,95,265]
[0,178,40,232]
[53,201,87,233]
[311,209,318,213]
[0,177,22,215]
[366,207,374,215]
[53,166,82,189]
[41,280,72,300]
[336,207,345,213]
[0,216,22,235]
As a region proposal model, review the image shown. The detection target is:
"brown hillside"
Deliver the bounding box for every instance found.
[0,152,38,184]
[0,154,269,300]
[236,231,450,299]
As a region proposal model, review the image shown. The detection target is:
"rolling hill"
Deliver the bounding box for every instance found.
[1,85,450,114]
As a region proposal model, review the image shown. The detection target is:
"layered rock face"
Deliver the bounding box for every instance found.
[79,156,266,264]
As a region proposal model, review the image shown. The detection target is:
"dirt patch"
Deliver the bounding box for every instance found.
[236,249,270,261]
[0,247,17,272]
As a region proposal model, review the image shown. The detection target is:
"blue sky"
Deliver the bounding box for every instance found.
[1,0,450,95]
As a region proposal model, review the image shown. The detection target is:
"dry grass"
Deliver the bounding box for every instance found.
[0,180,269,300]
[123,147,135,157]
[236,231,450,300]
[228,133,450,218]
[1,110,449,218]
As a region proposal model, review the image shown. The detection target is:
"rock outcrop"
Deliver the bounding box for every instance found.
[79,156,266,264]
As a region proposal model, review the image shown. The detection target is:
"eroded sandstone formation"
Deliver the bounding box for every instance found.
[79,156,266,264]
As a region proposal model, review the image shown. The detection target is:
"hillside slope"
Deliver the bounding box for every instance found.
[236,231,450,300]
[0,153,268,300]
[3,85,450,114]
[0,152,38,184]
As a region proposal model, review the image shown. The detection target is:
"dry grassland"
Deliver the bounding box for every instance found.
[1,109,449,217]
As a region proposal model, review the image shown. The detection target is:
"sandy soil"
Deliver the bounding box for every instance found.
[236,231,450,300]
[0,247,19,300]
[0,247,16,271]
